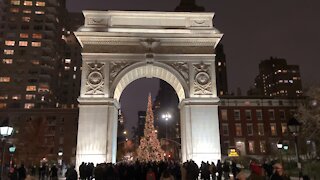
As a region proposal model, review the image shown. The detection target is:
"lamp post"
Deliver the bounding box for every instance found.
[58,150,63,176]
[287,117,302,178]
[161,113,171,156]
[8,145,16,169]
[277,140,283,163]
[0,126,13,178]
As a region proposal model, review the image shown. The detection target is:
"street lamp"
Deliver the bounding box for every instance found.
[57,150,63,176]
[161,113,171,156]
[277,140,283,149]
[0,126,14,179]
[287,117,302,177]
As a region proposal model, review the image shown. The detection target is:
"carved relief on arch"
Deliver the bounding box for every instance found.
[109,61,135,85]
[163,62,189,85]
[193,62,212,95]
[85,62,105,95]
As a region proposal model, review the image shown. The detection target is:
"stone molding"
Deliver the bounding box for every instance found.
[83,10,215,29]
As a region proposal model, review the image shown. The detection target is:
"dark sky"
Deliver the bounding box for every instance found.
[66,0,320,132]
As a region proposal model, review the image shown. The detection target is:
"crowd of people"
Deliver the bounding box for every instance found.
[74,159,294,180]
[5,159,308,180]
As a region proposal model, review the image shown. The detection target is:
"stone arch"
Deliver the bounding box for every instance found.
[75,10,223,167]
[110,61,189,103]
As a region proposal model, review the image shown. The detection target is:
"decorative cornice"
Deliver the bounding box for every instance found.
[81,53,215,62]
[76,36,221,47]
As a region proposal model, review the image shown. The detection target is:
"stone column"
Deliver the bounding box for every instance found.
[180,98,221,165]
[76,98,119,169]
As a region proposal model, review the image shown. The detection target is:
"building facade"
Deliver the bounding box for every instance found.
[0,108,78,166]
[0,0,67,109]
[0,1,82,166]
[254,57,303,98]
[219,96,301,159]
[215,44,228,96]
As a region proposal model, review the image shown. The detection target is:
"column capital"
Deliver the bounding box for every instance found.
[179,97,219,108]
[78,97,120,109]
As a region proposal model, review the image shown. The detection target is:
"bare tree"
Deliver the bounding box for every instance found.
[297,86,320,158]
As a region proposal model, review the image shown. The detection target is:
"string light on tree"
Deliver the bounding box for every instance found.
[137,94,164,162]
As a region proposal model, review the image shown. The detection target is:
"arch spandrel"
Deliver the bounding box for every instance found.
[110,61,189,102]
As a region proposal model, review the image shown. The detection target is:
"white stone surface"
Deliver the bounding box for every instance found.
[76,99,119,168]
[180,98,221,165]
[75,10,223,167]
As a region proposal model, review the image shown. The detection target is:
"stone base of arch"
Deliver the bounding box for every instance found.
[76,97,221,167]
[76,98,119,168]
[180,98,221,165]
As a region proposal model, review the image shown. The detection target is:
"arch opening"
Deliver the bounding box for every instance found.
[111,62,188,103]
[117,78,181,162]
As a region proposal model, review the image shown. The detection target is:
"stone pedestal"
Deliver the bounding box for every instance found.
[76,98,119,168]
[180,98,221,165]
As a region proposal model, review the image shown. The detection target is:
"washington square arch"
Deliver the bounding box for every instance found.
[75,10,223,167]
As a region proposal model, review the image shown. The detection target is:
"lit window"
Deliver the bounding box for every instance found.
[32,33,42,39]
[31,42,41,47]
[248,141,255,153]
[35,11,45,14]
[0,103,7,109]
[73,74,76,79]
[20,33,29,38]
[26,94,36,100]
[41,96,45,101]
[221,109,228,121]
[12,95,21,100]
[0,95,8,100]
[23,9,32,14]
[218,62,222,66]
[2,59,13,64]
[247,124,253,136]
[26,85,37,91]
[35,1,45,6]
[270,123,277,136]
[5,41,15,46]
[293,77,298,80]
[281,123,287,135]
[22,16,31,22]
[0,77,10,82]
[289,80,293,83]
[24,103,35,109]
[65,59,71,64]
[258,123,264,136]
[260,141,266,153]
[38,83,49,92]
[219,91,224,96]
[235,123,242,136]
[4,50,14,55]
[31,60,40,65]
[73,67,77,71]
[10,8,19,13]
[11,0,20,5]
[19,41,28,47]
[23,1,33,6]
[64,66,70,70]
[222,124,229,136]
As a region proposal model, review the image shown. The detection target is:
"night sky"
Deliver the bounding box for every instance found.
[66,0,320,132]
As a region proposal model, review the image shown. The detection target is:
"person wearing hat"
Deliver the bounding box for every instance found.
[270,163,290,180]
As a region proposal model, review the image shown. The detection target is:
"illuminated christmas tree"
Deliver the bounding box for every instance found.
[137,94,164,162]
